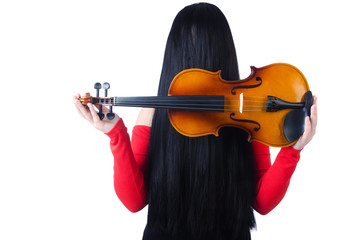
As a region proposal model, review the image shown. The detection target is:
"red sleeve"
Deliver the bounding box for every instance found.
[105,119,150,213]
[252,141,302,215]
[131,125,151,172]
[107,120,300,215]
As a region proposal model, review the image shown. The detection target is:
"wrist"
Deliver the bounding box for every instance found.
[292,142,303,150]
[102,115,121,133]
[105,117,124,137]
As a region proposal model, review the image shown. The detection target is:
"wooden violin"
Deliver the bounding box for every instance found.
[79,63,313,147]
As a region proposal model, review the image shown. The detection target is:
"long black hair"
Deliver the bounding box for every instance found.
[146,3,256,239]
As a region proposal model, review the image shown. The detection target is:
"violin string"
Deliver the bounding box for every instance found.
[240,95,266,97]
[94,96,268,102]
[111,103,268,112]
[92,96,271,112]
[112,99,268,104]
[94,103,267,112]
[113,102,268,108]
[243,100,268,103]
[107,100,270,112]
[93,99,268,107]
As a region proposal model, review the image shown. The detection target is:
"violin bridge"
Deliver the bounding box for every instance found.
[239,93,243,113]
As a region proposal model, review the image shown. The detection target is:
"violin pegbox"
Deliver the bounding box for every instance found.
[90,82,115,120]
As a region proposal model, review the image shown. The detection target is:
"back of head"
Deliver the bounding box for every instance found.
[157,2,239,96]
[147,3,256,239]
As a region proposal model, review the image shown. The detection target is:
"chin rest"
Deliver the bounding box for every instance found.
[283,91,313,143]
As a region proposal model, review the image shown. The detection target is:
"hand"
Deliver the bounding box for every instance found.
[292,96,318,150]
[73,94,120,133]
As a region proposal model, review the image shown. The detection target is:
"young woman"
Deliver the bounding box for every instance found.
[74,3,317,240]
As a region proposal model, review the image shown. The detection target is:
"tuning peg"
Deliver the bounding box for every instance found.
[107,112,115,120]
[94,82,104,119]
[102,82,115,120]
[103,82,110,97]
[98,111,105,120]
[94,82,102,97]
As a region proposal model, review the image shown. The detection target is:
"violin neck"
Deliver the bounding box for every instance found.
[112,96,224,112]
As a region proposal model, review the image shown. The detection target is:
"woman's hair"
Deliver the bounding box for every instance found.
[147,3,256,239]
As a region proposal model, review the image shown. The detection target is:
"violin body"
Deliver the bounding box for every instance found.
[168,63,312,147]
[79,63,312,147]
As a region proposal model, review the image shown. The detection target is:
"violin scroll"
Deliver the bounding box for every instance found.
[78,82,115,120]
[79,92,93,105]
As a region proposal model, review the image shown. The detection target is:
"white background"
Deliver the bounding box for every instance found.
[1,0,361,239]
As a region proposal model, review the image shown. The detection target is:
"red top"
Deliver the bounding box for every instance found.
[106,119,302,215]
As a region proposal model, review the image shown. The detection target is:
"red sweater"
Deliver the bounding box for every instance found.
[106,119,301,215]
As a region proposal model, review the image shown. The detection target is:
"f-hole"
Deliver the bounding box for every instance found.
[229,113,261,132]
[231,77,262,95]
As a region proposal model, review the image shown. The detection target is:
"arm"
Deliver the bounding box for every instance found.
[131,108,155,172]
[253,96,317,215]
[74,96,153,212]
[107,108,154,212]
[253,142,301,215]
[106,119,148,212]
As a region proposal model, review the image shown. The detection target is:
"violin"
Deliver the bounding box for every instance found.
[79,63,312,147]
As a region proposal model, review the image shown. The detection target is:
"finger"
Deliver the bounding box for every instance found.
[303,116,312,138]
[73,94,81,102]
[74,96,92,120]
[311,104,317,123]
[310,108,317,137]
[73,98,83,116]
[99,105,110,114]
[88,103,101,124]
[310,96,318,134]
[295,117,311,150]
